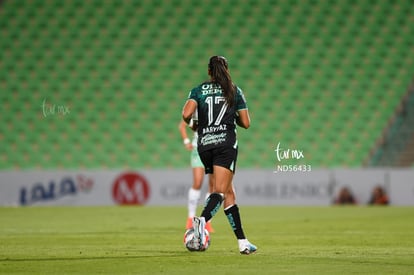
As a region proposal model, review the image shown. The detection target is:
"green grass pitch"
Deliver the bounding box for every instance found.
[1,206,413,274]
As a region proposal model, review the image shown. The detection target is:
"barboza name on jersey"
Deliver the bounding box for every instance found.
[202,124,227,134]
[200,133,227,146]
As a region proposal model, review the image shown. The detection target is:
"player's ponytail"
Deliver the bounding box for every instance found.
[208,56,235,107]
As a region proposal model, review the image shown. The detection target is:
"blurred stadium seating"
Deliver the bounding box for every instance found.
[0,0,413,169]
[366,86,414,166]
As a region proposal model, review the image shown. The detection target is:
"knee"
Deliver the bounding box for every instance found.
[224,189,235,204]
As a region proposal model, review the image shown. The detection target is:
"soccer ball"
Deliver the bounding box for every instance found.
[183,228,210,252]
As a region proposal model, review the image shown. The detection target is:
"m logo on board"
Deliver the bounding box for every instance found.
[112,172,150,205]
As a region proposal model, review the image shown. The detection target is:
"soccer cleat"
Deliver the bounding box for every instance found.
[186,217,193,230]
[238,239,257,255]
[192,216,206,248]
[188,217,214,232]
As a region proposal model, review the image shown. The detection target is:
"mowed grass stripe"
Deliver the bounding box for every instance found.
[0,206,413,274]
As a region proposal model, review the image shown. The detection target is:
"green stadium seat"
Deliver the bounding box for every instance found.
[0,0,413,169]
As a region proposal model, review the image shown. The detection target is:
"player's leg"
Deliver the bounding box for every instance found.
[214,147,256,255]
[200,165,232,221]
[186,166,204,229]
[188,149,215,232]
[193,165,229,247]
[198,147,235,222]
[192,149,214,245]
[186,148,205,229]
[204,174,215,232]
[205,173,214,202]
[223,182,257,255]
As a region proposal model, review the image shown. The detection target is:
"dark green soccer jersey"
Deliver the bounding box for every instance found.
[187,82,248,152]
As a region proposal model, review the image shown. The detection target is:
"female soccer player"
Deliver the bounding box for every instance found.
[182,55,257,254]
[178,119,215,233]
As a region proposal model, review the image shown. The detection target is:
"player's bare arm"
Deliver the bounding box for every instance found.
[236,109,250,129]
[182,99,197,124]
